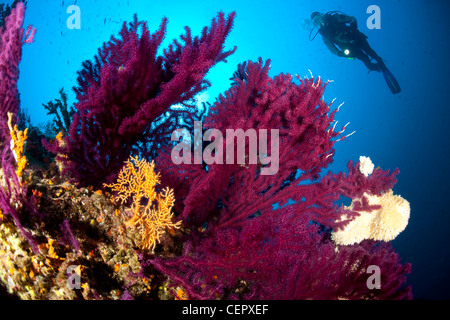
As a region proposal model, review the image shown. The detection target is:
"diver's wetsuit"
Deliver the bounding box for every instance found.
[314,11,401,94]
[318,12,383,71]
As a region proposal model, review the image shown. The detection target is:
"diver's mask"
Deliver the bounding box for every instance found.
[309,12,324,41]
[311,12,324,26]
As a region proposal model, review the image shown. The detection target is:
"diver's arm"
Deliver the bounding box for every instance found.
[322,37,344,57]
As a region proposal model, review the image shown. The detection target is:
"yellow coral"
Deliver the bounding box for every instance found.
[104,155,181,251]
[7,112,28,178]
[55,131,65,146]
[54,131,68,172]
[332,190,410,246]
[175,287,188,300]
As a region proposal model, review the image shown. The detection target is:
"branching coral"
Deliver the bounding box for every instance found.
[7,112,28,179]
[0,146,38,253]
[0,0,25,28]
[105,156,181,251]
[42,88,74,134]
[0,1,35,145]
[332,190,410,245]
[0,5,412,300]
[45,12,236,189]
[156,59,388,230]
[0,1,38,259]
[146,59,412,299]
[144,207,411,300]
[331,156,410,245]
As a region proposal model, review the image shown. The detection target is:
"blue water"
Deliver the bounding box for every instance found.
[13,0,450,299]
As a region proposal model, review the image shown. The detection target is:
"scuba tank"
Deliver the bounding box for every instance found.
[309,11,349,42]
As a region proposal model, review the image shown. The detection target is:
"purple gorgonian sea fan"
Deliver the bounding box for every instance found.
[144,59,412,300]
[44,12,236,189]
[0,2,39,253]
[0,1,35,145]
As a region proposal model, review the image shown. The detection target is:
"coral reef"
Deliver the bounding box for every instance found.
[142,59,412,299]
[0,0,25,28]
[7,112,28,178]
[0,176,155,299]
[0,4,412,300]
[104,156,181,251]
[332,190,410,245]
[45,12,236,189]
[144,208,411,299]
[42,88,74,135]
[0,1,34,145]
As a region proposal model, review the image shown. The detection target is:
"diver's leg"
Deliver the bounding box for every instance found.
[354,31,383,63]
[348,46,380,71]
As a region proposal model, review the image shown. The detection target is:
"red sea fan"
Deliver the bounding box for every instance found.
[157,59,359,230]
[0,146,39,253]
[0,1,35,144]
[143,207,411,300]
[45,12,236,188]
[150,59,411,299]
[59,219,80,253]
[0,2,38,253]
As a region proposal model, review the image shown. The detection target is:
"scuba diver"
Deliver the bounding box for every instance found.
[310,11,401,94]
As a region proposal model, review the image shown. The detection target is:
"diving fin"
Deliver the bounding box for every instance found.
[380,65,401,94]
